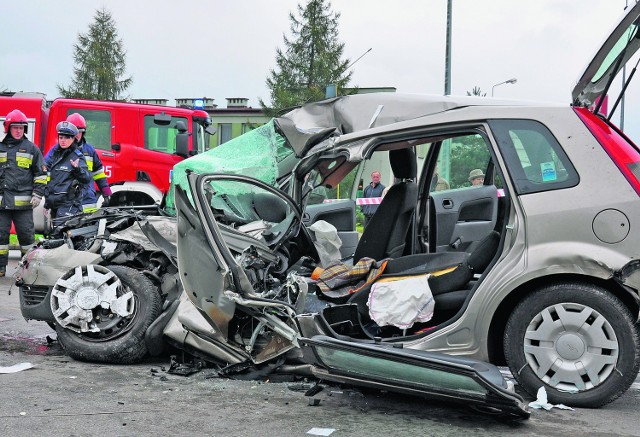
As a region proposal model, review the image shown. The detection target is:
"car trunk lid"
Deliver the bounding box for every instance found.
[572,2,640,112]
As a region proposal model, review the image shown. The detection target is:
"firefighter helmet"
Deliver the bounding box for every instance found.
[3,109,29,134]
[56,121,79,137]
[66,113,86,132]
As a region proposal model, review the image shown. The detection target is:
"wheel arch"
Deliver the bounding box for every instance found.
[487,273,640,365]
[106,182,163,207]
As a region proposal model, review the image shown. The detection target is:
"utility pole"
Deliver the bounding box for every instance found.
[441,0,453,181]
[444,0,452,95]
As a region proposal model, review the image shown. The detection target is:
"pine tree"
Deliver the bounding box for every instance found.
[58,8,132,100]
[261,0,351,117]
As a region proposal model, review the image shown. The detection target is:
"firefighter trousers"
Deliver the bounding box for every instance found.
[0,209,35,267]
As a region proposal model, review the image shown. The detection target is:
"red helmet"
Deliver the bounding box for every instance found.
[66,113,86,132]
[3,109,28,134]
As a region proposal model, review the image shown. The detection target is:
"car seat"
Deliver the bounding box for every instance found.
[344,230,502,328]
[353,148,418,263]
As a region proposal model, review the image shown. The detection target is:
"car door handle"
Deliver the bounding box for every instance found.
[442,199,454,209]
[101,151,115,157]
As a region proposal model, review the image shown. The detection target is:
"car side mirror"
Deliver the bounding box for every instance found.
[176,133,189,158]
[175,120,188,133]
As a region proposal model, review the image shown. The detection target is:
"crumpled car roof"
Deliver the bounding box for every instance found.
[274,93,529,157]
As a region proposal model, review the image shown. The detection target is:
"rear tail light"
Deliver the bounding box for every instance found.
[575,106,640,196]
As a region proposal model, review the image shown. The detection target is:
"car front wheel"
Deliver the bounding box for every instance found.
[504,282,640,407]
[51,265,162,364]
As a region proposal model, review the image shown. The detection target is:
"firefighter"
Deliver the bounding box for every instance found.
[66,113,112,211]
[43,121,92,227]
[0,109,47,276]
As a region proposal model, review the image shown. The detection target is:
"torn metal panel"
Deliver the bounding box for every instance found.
[163,294,246,365]
[617,259,640,291]
[110,216,177,252]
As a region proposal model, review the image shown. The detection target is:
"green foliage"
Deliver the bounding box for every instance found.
[261,0,352,117]
[58,8,132,101]
[448,135,491,188]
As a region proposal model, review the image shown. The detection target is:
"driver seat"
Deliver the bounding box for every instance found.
[353,148,418,263]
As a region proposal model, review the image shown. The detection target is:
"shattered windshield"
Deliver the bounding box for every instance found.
[165,119,293,214]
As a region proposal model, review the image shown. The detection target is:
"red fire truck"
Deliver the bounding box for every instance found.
[0,92,214,231]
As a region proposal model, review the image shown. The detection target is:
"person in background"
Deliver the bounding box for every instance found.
[44,121,92,227]
[362,170,385,228]
[66,113,112,211]
[0,110,47,277]
[469,168,485,186]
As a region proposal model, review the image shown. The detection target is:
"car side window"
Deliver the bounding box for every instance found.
[489,119,579,194]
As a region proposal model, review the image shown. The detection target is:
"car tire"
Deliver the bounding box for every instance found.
[55,265,162,364]
[504,281,640,408]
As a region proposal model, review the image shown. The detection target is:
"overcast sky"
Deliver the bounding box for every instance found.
[3,1,639,136]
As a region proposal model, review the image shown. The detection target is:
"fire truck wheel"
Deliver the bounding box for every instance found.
[53,265,162,364]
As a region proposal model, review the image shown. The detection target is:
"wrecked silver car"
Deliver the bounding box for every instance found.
[16,190,530,419]
[16,3,640,416]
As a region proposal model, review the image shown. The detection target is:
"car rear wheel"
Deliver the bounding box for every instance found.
[504,282,640,407]
[52,265,162,364]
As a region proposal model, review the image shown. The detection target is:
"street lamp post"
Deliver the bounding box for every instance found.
[491,78,517,97]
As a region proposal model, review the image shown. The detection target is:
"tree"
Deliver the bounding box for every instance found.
[467,86,486,97]
[261,0,352,117]
[58,8,132,100]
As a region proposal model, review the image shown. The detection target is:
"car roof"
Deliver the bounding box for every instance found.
[275,93,552,157]
[275,93,556,157]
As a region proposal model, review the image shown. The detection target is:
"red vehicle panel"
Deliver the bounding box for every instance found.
[0,93,212,232]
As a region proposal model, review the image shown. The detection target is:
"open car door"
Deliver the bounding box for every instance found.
[175,172,304,364]
[301,336,529,419]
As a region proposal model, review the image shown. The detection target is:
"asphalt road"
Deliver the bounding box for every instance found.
[1,251,639,437]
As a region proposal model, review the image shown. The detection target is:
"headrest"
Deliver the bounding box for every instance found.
[253,192,288,222]
[389,148,417,180]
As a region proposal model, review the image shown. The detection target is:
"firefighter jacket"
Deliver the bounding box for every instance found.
[78,139,109,212]
[0,135,47,210]
[43,143,92,210]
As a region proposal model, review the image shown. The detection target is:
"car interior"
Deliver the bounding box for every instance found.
[305,133,508,340]
[187,129,508,342]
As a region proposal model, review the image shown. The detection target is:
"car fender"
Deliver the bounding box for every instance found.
[18,245,103,287]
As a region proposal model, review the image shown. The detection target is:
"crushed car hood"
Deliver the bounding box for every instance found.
[572,1,640,108]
